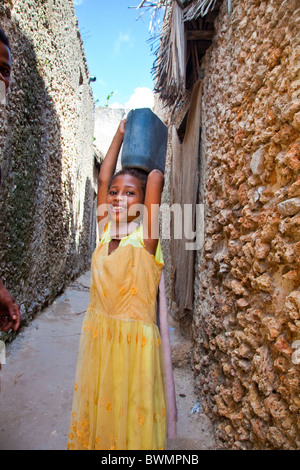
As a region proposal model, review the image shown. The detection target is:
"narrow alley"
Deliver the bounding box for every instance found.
[0,270,216,451]
[1,0,299,452]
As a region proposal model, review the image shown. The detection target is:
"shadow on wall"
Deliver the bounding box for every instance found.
[64,174,97,278]
[0,13,89,340]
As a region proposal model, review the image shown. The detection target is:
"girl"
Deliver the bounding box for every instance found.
[67,119,176,450]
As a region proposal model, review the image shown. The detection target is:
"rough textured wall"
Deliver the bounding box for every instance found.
[193,0,300,449]
[94,107,127,162]
[0,0,96,336]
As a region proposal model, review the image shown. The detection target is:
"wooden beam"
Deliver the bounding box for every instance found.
[187,30,214,41]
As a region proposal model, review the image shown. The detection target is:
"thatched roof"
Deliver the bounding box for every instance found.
[139,0,224,106]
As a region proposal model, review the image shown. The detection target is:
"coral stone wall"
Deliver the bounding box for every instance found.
[193,0,300,449]
[0,0,96,334]
[94,107,128,161]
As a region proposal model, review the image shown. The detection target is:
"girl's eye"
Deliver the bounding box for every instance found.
[108,190,117,195]
[126,191,134,195]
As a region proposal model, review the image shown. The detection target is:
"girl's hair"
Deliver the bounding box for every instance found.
[108,168,148,200]
[0,28,10,50]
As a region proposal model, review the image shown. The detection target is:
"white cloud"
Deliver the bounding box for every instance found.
[73,0,85,5]
[112,31,133,57]
[108,87,154,110]
[109,102,125,109]
[124,87,154,110]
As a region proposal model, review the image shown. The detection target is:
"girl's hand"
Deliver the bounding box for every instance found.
[148,169,165,191]
[117,119,126,137]
[0,282,21,332]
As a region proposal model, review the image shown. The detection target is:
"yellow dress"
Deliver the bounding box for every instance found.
[67,222,167,450]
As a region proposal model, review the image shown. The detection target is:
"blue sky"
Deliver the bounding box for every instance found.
[73,0,164,109]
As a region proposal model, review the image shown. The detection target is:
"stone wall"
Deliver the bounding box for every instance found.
[193,0,300,449]
[94,107,128,164]
[0,0,96,336]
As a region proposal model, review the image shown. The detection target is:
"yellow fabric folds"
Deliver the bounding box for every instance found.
[67,223,167,450]
[100,221,164,265]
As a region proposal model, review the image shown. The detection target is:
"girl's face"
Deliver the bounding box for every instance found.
[106,174,144,224]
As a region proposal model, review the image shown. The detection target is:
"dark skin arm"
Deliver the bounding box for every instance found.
[97,120,126,234]
[107,170,164,256]
[142,169,164,256]
[0,279,21,332]
[97,119,165,256]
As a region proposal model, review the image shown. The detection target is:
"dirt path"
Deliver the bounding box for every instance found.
[0,271,216,450]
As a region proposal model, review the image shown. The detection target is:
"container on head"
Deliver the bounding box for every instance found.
[121,108,168,174]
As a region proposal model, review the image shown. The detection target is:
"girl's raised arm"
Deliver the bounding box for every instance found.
[142,169,164,256]
[97,120,126,225]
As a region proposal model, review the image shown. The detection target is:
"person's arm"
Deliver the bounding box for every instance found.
[97,120,126,229]
[142,169,164,256]
[0,279,21,332]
